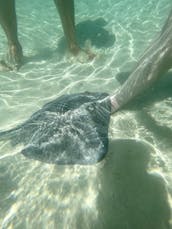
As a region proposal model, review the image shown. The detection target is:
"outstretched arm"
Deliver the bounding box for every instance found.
[110,9,172,113]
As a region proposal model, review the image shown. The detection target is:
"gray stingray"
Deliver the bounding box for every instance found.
[0,9,172,165]
[0,92,111,165]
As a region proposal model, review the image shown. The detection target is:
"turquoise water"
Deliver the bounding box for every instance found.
[0,0,172,228]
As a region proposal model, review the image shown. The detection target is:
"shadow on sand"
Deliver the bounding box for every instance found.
[96,139,171,229]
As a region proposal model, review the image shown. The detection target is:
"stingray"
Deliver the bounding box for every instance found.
[0,92,111,165]
[0,10,172,165]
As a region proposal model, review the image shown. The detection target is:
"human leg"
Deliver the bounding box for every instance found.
[53,0,79,54]
[53,0,95,61]
[0,0,23,70]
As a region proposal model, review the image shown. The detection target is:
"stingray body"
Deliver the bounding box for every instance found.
[0,92,111,165]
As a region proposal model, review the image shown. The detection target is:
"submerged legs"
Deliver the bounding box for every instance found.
[0,0,94,70]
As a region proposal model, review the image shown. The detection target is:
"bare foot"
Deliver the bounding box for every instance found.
[0,43,24,71]
[69,45,96,63]
[7,43,24,70]
[0,60,13,71]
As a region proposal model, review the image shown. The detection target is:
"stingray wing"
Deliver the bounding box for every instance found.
[1,92,111,165]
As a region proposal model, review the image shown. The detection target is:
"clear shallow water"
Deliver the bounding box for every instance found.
[0,0,172,228]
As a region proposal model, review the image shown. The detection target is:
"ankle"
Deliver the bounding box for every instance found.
[68,43,81,55]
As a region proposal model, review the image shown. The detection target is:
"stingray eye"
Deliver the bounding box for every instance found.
[87,103,95,112]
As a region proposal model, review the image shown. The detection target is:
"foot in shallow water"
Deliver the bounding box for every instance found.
[69,44,96,63]
[0,60,13,71]
[0,43,23,71]
[0,43,95,71]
